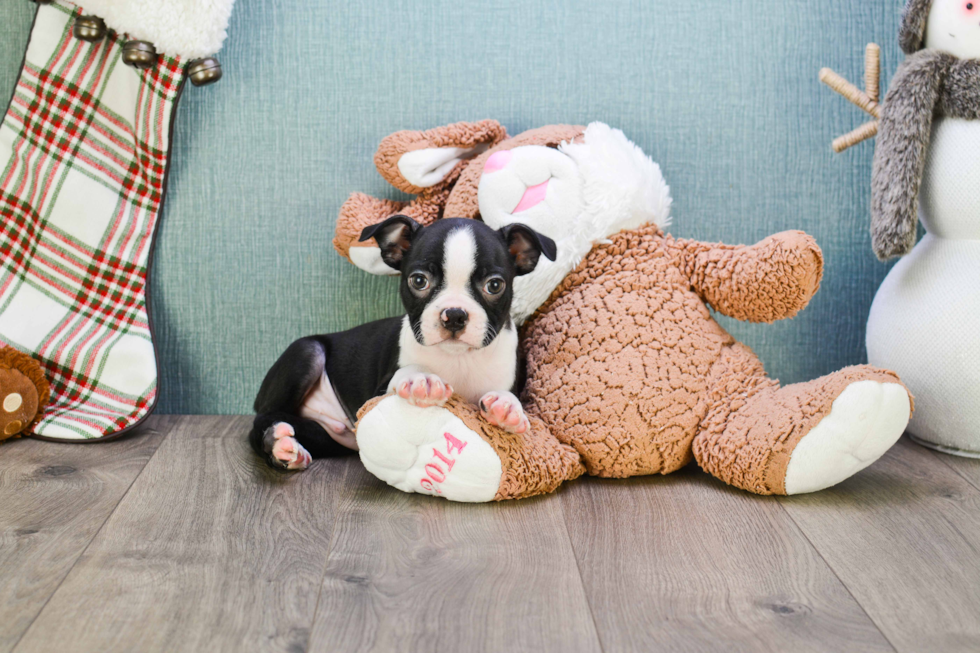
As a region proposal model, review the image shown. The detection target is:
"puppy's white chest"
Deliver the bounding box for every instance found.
[398,318,518,404]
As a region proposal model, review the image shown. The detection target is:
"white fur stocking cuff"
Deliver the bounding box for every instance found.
[71,0,237,59]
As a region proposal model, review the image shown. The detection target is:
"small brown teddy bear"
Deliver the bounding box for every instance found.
[0,347,50,442]
[337,121,913,502]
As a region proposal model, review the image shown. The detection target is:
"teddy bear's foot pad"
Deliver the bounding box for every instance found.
[357,395,503,502]
[784,381,910,494]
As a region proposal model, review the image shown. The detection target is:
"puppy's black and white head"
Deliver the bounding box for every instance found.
[360,216,556,351]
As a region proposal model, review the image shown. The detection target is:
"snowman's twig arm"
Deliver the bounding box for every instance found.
[820,44,882,153]
[820,69,881,119]
[865,43,881,102]
[871,51,950,260]
[834,121,879,153]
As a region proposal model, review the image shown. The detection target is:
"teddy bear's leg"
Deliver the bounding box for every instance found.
[693,344,912,495]
[355,395,585,502]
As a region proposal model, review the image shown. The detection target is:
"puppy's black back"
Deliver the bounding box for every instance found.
[253,316,403,420]
[325,316,403,415]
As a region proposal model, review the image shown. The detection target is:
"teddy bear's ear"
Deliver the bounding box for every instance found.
[899,0,932,54]
[374,120,508,195]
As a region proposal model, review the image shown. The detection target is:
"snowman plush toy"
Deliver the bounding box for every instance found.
[867,0,980,456]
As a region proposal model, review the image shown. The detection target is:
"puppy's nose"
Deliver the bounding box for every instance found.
[440,308,468,334]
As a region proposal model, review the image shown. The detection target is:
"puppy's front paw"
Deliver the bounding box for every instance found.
[479,392,530,434]
[396,373,454,408]
[268,422,311,471]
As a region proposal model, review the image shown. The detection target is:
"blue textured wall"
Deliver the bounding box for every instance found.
[0,0,903,415]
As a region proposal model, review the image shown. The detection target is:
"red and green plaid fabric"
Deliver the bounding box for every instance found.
[0,1,184,439]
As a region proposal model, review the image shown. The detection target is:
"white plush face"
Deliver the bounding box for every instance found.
[474,123,672,324]
[925,0,980,58]
[477,146,585,241]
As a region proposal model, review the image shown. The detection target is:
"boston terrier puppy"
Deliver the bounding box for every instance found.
[249,216,557,471]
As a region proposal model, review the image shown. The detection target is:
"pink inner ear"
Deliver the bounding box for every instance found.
[513,180,549,213]
[483,150,512,173]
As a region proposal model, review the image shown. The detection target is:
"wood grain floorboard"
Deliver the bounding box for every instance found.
[0,416,172,653]
[560,466,895,653]
[780,437,980,652]
[309,464,602,653]
[13,416,351,653]
[929,446,980,493]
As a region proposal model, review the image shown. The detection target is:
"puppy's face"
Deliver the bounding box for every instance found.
[360,217,556,351]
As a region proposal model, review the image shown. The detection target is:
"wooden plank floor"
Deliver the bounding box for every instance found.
[1,416,978,653]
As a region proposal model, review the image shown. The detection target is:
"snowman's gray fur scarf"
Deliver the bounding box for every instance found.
[899,0,934,54]
[871,51,980,260]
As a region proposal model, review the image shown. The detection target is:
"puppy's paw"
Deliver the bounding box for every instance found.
[479,392,530,435]
[268,422,311,471]
[396,373,454,408]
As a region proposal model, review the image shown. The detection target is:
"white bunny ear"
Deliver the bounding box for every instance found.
[397,144,489,188]
[72,0,237,58]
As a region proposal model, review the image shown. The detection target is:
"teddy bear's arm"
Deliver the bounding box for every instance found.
[672,231,824,323]
[871,50,950,261]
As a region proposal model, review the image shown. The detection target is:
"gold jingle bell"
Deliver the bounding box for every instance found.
[73,16,107,42]
[187,58,223,87]
[122,40,157,69]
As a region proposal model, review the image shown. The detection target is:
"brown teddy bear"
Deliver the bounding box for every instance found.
[337,121,913,502]
[0,347,50,442]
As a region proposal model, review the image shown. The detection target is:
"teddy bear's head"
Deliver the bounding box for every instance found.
[901,0,980,58]
[475,123,672,322]
[346,122,672,322]
[0,347,49,442]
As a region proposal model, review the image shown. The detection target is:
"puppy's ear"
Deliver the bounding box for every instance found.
[359,215,422,270]
[499,223,558,276]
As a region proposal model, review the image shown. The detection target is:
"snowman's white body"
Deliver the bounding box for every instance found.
[867,117,980,455]
[866,3,980,456]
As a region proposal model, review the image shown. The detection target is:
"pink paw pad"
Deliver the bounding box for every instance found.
[273,422,295,440]
[270,423,311,471]
[479,392,530,434]
[397,374,453,407]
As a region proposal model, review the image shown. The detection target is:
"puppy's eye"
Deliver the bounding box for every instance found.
[484,277,506,295]
[409,273,430,291]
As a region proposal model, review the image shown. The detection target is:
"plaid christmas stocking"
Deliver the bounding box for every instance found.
[0,0,233,440]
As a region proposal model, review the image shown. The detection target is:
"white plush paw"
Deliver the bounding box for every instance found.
[784,381,911,495]
[394,373,454,408]
[270,423,312,471]
[356,396,502,502]
[479,391,530,434]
